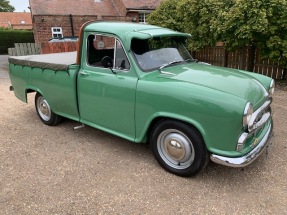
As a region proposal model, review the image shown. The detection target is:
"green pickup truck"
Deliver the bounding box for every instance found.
[9,22,274,176]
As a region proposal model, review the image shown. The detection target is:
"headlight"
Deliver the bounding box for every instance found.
[243,102,253,127]
[269,79,275,95]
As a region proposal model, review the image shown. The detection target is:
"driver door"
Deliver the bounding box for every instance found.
[77,34,138,141]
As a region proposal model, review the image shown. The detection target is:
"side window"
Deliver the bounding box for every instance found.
[87,34,130,71]
[115,40,130,70]
[87,34,115,67]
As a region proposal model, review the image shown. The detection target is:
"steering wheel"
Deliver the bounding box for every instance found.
[101,56,113,68]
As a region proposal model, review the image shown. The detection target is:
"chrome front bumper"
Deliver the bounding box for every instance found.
[210,123,274,168]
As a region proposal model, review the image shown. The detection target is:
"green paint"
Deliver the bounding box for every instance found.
[9,22,274,159]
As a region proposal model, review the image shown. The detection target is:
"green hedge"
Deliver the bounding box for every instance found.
[0,29,34,54]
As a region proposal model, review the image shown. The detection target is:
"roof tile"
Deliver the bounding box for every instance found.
[121,0,162,10]
[0,12,32,29]
[29,0,120,16]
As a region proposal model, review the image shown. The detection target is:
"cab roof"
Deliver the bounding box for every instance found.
[84,22,191,45]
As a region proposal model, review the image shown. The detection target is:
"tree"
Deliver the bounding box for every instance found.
[257,0,287,69]
[177,0,232,50]
[0,0,15,12]
[147,0,184,32]
[148,0,287,77]
[148,0,231,50]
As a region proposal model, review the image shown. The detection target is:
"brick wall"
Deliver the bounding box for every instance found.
[32,14,139,44]
[126,12,139,21]
[32,15,98,44]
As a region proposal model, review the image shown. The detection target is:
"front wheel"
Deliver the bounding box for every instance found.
[35,93,62,126]
[150,120,209,177]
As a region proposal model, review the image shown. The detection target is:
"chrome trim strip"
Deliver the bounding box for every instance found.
[269,79,275,95]
[248,99,272,132]
[243,102,252,127]
[210,123,273,168]
[160,71,175,76]
[251,111,271,131]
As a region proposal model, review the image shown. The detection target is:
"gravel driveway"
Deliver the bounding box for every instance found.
[0,56,286,214]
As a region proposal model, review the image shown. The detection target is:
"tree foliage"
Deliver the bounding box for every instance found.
[0,0,15,12]
[147,0,184,32]
[148,0,287,68]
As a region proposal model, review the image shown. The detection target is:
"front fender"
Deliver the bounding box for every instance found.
[135,78,247,157]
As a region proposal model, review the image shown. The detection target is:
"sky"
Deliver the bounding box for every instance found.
[9,0,30,12]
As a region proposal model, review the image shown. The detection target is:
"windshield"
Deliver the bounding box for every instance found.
[131,36,193,71]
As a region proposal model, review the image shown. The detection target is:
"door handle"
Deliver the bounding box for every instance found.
[79,71,89,75]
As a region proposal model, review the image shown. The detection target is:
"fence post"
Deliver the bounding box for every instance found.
[223,48,228,67]
[282,68,287,80]
[247,45,256,72]
[238,47,245,70]
[191,51,196,60]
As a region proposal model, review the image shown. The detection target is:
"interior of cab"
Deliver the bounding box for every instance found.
[87,34,130,70]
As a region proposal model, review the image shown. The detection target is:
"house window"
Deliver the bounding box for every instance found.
[51,27,63,38]
[20,20,26,24]
[139,13,149,24]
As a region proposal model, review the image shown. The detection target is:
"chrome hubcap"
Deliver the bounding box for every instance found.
[37,96,51,121]
[158,129,194,169]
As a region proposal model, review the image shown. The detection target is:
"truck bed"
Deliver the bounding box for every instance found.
[8,52,77,71]
[9,51,80,122]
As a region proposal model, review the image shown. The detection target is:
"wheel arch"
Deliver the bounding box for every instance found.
[24,86,44,103]
[137,113,207,147]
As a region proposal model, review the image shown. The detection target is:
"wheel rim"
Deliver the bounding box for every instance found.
[157,129,195,169]
[37,96,51,121]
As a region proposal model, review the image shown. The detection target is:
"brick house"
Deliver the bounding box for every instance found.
[0,12,32,30]
[29,0,162,44]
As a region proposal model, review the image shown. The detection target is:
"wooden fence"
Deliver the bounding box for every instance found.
[193,46,286,80]
[8,42,78,56]
[8,43,40,56]
[40,42,78,54]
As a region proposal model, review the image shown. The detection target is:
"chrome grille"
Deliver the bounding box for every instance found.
[248,99,272,133]
[237,98,272,152]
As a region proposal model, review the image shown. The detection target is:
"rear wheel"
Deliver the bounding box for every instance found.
[35,93,62,126]
[150,120,208,177]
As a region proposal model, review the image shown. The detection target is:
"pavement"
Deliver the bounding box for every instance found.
[0,55,9,78]
[0,55,287,214]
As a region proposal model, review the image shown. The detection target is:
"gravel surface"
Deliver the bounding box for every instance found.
[0,56,286,214]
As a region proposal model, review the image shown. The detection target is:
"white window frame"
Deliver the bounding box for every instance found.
[139,13,149,24]
[51,27,63,38]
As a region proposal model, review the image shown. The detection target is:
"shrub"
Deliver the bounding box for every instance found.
[0,29,34,54]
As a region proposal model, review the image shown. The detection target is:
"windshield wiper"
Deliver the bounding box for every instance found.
[159,60,184,71]
[184,59,195,62]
